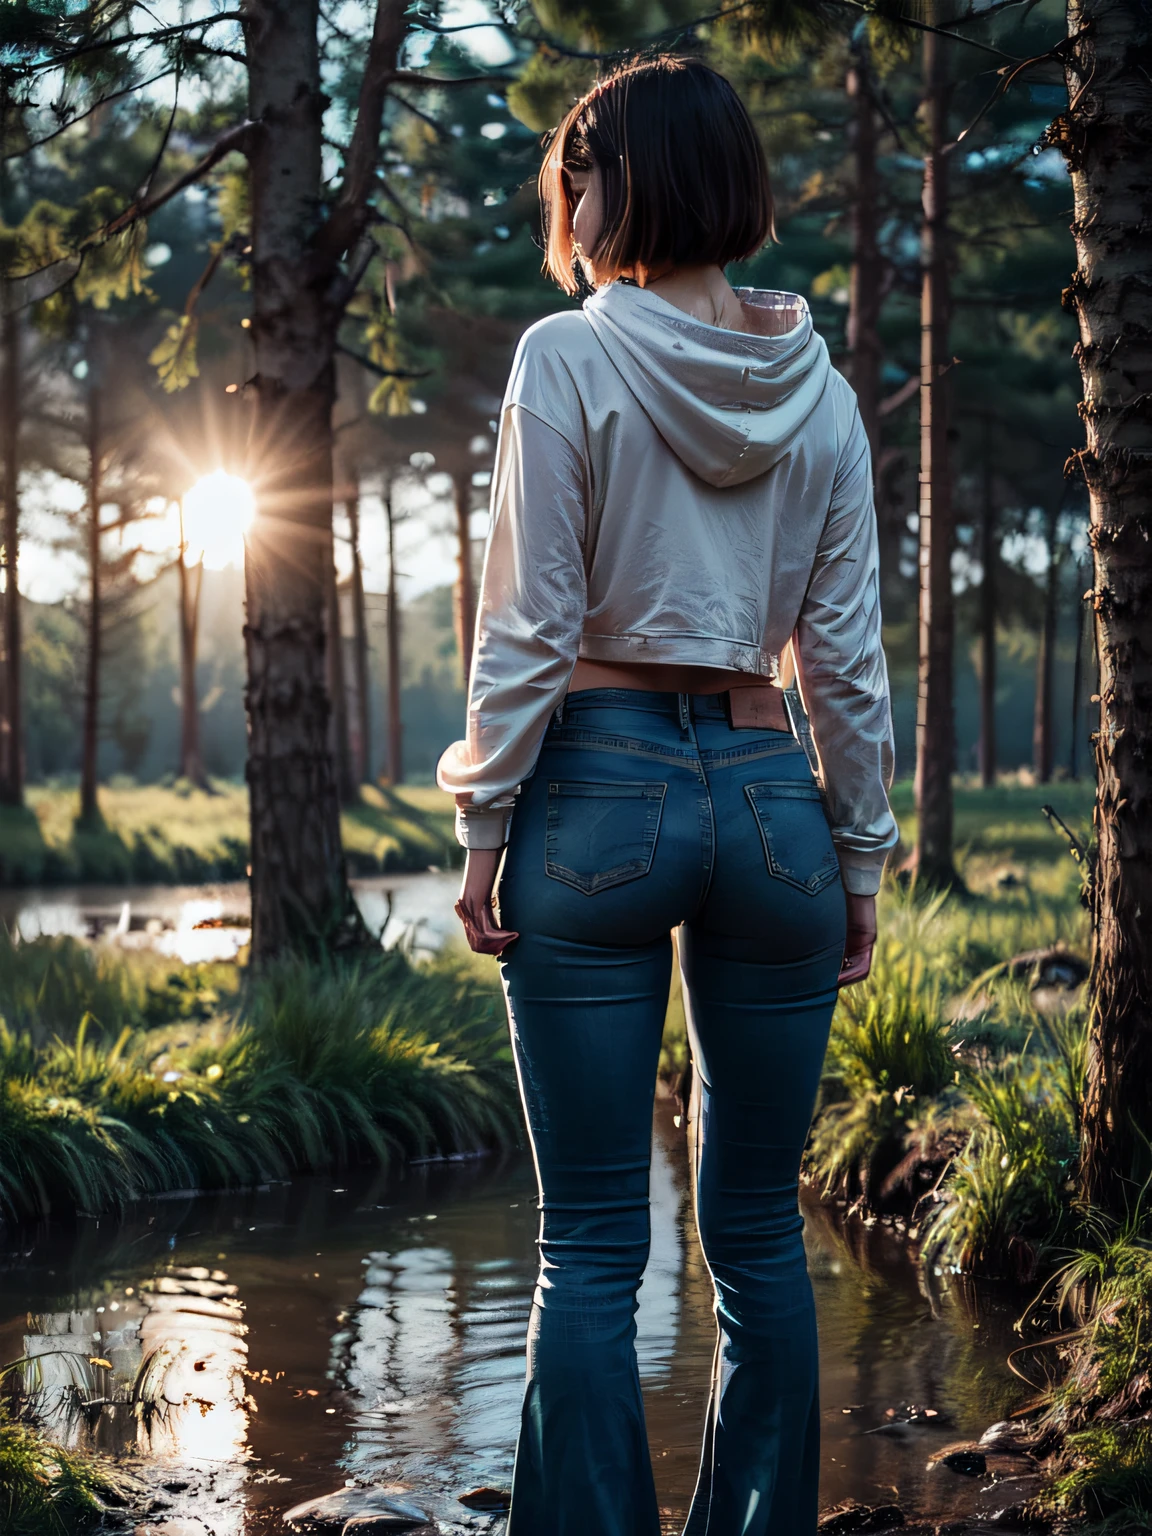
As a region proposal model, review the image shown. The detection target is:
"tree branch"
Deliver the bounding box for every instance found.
[335,342,430,380]
[19,10,246,76]
[97,119,255,242]
[3,66,176,160]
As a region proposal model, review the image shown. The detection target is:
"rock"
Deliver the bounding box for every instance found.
[937,1447,987,1476]
[818,1501,905,1533]
[979,1421,1034,1454]
[458,1488,511,1513]
[283,1486,432,1532]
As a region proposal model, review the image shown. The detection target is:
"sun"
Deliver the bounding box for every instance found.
[183,471,255,570]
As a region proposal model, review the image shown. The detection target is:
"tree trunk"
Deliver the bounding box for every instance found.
[978,418,997,789]
[846,39,883,467]
[1033,506,1060,785]
[1069,559,1087,780]
[80,380,101,826]
[384,477,403,786]
[0,305,21,806]
[177,499,207,788]
[912,19,957,888]
[1058,0,1152,1211]
[325,545,357,805]
[452,468,476,690]
[243,0,364,959]
[346,479,372,785]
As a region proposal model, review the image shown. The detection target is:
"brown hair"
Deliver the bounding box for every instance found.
[539,56,775,297]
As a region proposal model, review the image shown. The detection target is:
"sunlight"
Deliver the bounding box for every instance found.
[183,471,256,570]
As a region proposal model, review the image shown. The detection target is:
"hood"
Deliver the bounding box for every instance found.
[582,282,831,488]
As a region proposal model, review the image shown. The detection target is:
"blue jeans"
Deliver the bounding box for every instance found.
[496,690,846,1536]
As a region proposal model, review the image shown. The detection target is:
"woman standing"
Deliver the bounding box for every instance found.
[438,55,897,1536]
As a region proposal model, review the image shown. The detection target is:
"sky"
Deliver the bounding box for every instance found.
[17,467,489,607]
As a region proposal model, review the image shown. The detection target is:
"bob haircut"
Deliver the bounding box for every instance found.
[540,56,775,297]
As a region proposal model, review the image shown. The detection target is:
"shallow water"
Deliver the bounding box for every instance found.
[0,870,461,964]
[0,1098,1030,1535]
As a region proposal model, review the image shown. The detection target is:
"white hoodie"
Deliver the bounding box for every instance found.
[436,281,898,895]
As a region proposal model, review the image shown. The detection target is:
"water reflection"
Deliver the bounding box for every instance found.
[0,870,461,963]
[0,1105,1026,1534]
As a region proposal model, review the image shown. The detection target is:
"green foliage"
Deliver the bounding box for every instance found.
[922,1024,1082,1278]
[0,1400,113,1536]
[811,918,959,1201]
[0,941,516,1226]
[1032,1209,1152,1527]
[149,314,200,391]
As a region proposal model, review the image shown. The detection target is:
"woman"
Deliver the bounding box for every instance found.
[437,55,897,1536]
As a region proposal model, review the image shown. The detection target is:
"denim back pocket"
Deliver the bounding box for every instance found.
[744,780,840,895]
[545,781,667,895]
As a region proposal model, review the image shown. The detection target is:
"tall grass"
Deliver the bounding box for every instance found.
[0,1401,121,1536]
[1025,1207,1152,1529]
[798,873,1090,1277]
[0,940,516,1226]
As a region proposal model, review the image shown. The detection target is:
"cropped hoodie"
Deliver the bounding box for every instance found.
[436,281,898,896]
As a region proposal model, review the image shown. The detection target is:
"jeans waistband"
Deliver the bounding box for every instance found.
[561,688,762,723]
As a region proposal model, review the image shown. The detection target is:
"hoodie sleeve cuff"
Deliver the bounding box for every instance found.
[835,848,889,897]
[454,803,514,850]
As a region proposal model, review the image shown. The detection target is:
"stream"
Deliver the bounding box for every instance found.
[1,1100,1031,1535]
[1,870,1034,1532]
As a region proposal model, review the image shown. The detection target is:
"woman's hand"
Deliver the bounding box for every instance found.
[839,891,877,987]
[454,847,519,956]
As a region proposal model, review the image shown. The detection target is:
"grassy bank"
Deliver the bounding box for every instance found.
[0,781,457,887]
[0,933,517,1227]
[0,1402,125,1536]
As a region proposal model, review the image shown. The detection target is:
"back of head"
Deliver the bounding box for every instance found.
[539,56,775,296]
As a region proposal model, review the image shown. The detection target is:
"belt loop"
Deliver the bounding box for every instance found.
[678,692,690,731]
[554,695,565,727]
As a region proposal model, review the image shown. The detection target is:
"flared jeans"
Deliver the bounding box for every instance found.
[496,690,846,1536]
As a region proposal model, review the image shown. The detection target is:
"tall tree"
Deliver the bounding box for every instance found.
[383,474,403,787]
[1032,503,1061,785]
[0,306,21,806]
[1055,0,1152,1211]
[978,415,997,788]
[845,28,883,466]
[176,498,208,788]
[912,13,958,888]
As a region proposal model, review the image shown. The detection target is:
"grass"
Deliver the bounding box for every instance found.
[0,1401,123,1536]
[1021,1208,1152,1531]
[0,780,458,887]
[0,931,517,1227]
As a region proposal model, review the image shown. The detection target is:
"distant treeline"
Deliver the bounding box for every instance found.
[19,565,1089,788]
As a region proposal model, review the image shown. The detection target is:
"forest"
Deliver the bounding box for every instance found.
[0,0,1150,1533]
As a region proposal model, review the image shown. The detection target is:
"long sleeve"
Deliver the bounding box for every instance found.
[792,405,898,896]
[436,402,588,848]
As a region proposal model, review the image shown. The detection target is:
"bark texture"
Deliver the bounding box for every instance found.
[0,305,21,806]
[243,0,362,959]
[1056,0,1152,1210]
[913,21,957,886]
